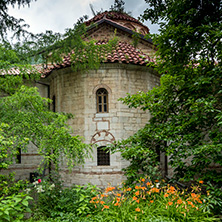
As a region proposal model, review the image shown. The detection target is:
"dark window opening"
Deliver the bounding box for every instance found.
[97,146,110,166]
[96,88,108,113]
[52,95,56,112]
[17,148,21,164]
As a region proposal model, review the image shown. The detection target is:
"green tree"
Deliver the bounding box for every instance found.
[112,0,222,185]
[0,0,117,174]
[110,0,125,13]
[0,0,36,39]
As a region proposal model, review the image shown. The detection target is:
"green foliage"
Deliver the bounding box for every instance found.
[0,173,28,197]
[110,0,222,215]
[26,179,221,221]
[114,0,222,186]
[203,183,222,216]
[30,181,100,219]
[0,0,118,180]
[0,0,35,40]
[86,180,219,221]
[0,85,91,172]
[111,125,162,185]
[110,0,125,13]
[31,180,218,222]
[0,192,32,222]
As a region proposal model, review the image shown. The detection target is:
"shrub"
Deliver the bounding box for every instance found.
[0,192,32,222]
[29,179,100,218]
[0,173,28,197]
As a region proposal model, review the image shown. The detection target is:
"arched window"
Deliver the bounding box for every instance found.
[97,146,110,166]
[96,88,108,113]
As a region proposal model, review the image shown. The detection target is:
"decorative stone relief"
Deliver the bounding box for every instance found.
[91,130,115,145]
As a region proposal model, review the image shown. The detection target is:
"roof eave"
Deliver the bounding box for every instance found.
[86,18,153,45]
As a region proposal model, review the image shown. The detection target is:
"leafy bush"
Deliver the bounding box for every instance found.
[0,173,28,198]
[29,179,100,218]
[0,192,32,222]
[27,178,220,222]
[203,182,222,216]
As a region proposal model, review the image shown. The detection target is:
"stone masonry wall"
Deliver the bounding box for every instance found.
[86,23,156,60]
[48,63,160,187]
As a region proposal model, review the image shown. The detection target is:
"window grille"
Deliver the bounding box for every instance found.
[97,146,110,166]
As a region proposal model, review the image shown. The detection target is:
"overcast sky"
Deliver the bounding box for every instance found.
[8,0,159,35]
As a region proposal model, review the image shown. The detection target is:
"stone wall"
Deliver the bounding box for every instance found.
[48,63,160,187]
[86,23,155,59]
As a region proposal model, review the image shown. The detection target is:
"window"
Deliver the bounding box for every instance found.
[52,95,56,112]
[97,146,110,166]
[17,148,21,164]
[96,88,108,113]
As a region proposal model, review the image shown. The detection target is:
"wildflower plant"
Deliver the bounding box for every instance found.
[28,178,100,219]
[88,177,218,221]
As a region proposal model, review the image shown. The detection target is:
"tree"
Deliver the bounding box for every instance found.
[112,0,222,186]
[110,0,125,13]
[0,0,117,174]
[0,0,36,40]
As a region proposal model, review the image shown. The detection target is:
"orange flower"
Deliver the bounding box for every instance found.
[105,186,115,193]
[132,196,137,201]
[116,197,120,202]
[146,182,152,186]
[135,208,141,212]
[141,186,146,190]
[177,199,183,204]
[135,191,140,196]
[168,201,173,206]
[187,201,192,205]
[116,193,121,197]
[126,187,132,192]
[191,193,197,198]
[150,187,160,193]
[96,200,99,204]
[167,186,176,194]
[169,186,175,191]
[136,199,140,203]
[91,197,97,201]
[104,205,109,209]
[141,178,145,182]
[114,202,120,206]
[155,180,159,182]
[135,186,140,189]
[100,201,105,205]
[199,180,204,184]
[150,200,154,203]
[101,194,105,198]
[164,193,169,198]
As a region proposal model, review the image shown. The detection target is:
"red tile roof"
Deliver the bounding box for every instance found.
[0,64,54,78]
[41,41,154,77]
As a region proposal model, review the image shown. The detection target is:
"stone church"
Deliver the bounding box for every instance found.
[7,11,161,187]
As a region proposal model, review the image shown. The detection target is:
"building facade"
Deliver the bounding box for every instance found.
[6,11,161,187]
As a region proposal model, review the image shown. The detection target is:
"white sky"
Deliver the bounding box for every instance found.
[8,0,159,35]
